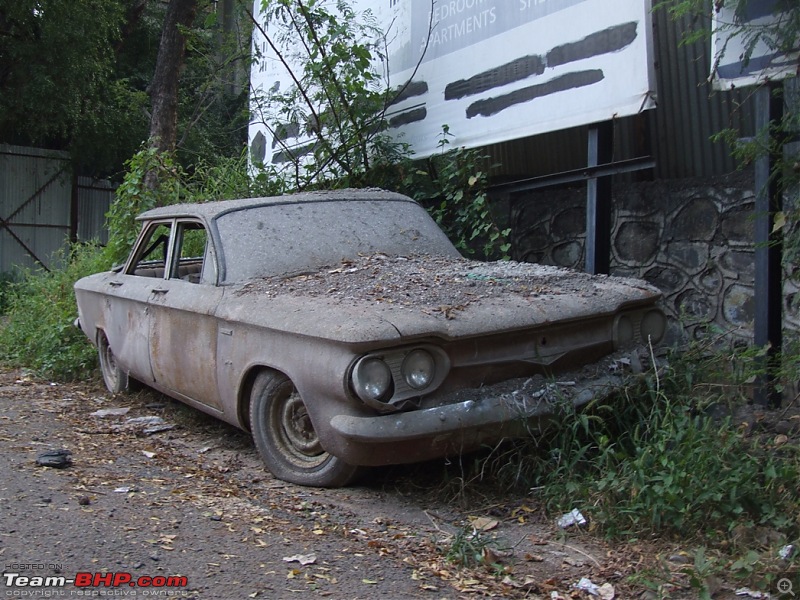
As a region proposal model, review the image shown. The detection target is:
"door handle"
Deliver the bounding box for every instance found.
[151,288,168,294]
[109,281,123,287]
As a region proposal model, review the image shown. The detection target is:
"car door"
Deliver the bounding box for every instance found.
[103,220,181,385]
[146,220,225,411]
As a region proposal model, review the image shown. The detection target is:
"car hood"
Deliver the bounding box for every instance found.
[223,255,661,344]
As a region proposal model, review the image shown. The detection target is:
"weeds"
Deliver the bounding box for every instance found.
[0,243,111,380]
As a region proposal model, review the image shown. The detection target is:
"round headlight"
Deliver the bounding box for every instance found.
[402,349,436,390]
[613,314,635,348]
[352,357,393,402]
[641,309,666,344]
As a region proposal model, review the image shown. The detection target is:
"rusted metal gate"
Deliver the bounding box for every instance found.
[1,144,113,275]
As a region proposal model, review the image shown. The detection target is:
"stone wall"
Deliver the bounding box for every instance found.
[506,172,799,344]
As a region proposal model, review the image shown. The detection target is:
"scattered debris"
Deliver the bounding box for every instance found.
[282,553,317,566]
[735,588,770,598]
[557,509,587,529]
[238,253,657,318]
[35,449,72,469]
[90,407,130,417]
[468,516,499,532]
[779,544,794,560]
[124,416,174,435]
[574,578,615,599]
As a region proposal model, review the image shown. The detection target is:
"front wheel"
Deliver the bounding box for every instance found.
[97,331,129,394]
[249,371,360,487]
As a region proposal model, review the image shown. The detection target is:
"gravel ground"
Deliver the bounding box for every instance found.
[1,367,797,599]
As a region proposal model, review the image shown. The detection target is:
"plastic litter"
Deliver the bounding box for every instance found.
[557,508,587,528]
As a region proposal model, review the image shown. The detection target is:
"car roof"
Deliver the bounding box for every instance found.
[136,188,416,222]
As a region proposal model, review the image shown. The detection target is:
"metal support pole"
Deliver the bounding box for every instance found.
[585,121,614,274]
[753,82,784,408]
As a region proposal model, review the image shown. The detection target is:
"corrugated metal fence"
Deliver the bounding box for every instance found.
[0,144,113,275]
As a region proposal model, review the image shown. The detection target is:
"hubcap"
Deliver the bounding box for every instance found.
[280,391,322,456]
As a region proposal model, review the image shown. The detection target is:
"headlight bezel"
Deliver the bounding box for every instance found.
[351,356,394,404]
[348,344,449,412]
[613,307,667,348]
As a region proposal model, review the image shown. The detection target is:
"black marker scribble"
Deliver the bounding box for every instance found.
[546,22,638,67]
[272,142,315,164]
[389,81,429,106]
[445,56,545,100]
[466,69,604,118]
[446,22,637,101]
[272,122,300,148]
[389,107,427,128]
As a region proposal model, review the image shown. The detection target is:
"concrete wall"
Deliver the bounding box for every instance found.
[507,171,799,344]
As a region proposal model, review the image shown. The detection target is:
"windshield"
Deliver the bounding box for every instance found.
[214,198,460,283]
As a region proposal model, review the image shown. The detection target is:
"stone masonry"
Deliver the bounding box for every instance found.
[506,171,799,344]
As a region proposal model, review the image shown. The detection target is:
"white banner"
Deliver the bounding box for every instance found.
[712,0,798,90]
[249,0,656,164]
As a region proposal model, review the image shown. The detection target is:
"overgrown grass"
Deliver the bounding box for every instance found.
[0,243,111,380]
[0,272,18,316]
[495,344,794,533]
[429,338,799,592]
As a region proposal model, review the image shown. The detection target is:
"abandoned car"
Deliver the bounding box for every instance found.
[74,189,665,487]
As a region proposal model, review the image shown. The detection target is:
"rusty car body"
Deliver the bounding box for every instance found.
[74,189,665,487]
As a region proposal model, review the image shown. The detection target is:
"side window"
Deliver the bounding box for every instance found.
[127,223,172,278]
[169,222,210,284]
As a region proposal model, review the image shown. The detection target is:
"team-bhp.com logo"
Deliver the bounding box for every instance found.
[4,571,188,592]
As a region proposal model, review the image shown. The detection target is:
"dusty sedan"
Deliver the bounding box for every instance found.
[74,189,665,487]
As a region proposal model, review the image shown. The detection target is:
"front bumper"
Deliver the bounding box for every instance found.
[329,348,649,466]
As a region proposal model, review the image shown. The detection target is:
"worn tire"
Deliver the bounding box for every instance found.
[97,331,129,394]
[249,371,360,487]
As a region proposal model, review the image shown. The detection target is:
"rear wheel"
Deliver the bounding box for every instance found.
[97,331,129,394]
[249,371,360,487]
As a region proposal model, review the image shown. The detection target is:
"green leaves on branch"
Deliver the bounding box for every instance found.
[249,2,512,258]
[251,0,393,189]
[416,127,511,260]
[106,146,286,266]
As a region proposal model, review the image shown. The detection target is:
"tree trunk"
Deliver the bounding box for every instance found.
[145,0,197,193]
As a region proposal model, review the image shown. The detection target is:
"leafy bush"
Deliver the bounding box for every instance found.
[106,147,285,265]
[0,244,111,380]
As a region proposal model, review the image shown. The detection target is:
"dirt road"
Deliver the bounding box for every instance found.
[0,368,756,599]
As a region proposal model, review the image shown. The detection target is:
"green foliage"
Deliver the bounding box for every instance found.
[251,0,393,189]
[250,2,512,258]
[0,272,18,316]
[448,341,799,544]
[0,0,153,174]
[443,523,508,571]
[106,145,286,265]
[0,0,124,139]
[105,147,187,265]
[412,127,511,260]
[655,0,799,69]
[0,0,253,177]
[0,244,112,380]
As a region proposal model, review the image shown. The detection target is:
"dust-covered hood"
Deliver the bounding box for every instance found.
[222,255,662,344]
